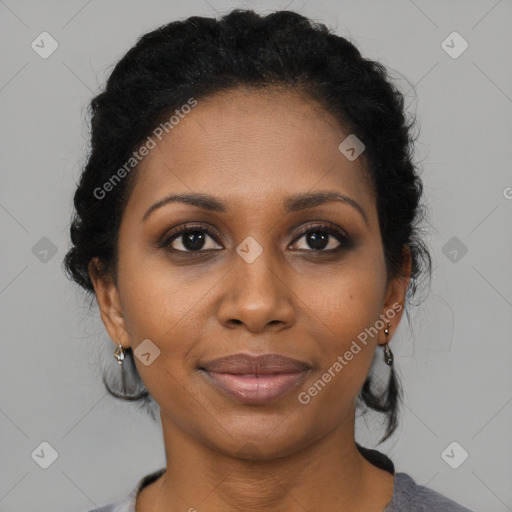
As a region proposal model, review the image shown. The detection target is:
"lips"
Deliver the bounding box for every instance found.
[199,353,310,404]
[200,353,310,374]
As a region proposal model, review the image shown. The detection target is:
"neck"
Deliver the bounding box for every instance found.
[139,408,394,512]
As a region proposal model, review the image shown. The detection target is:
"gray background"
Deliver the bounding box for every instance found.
[1,0,511,511]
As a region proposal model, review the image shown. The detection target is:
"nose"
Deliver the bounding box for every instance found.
[216,246,296,333]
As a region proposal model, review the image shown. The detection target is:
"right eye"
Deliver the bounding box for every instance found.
[161,225,224,253]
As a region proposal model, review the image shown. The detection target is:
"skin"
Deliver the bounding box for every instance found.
[89,87,411,512]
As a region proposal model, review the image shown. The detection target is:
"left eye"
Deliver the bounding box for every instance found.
[290,227,347,251]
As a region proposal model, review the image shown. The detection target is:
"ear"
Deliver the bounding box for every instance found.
[88,257,130,349]
[378,244,412,346]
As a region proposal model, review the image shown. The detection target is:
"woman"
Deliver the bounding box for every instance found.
[64,8,474,511]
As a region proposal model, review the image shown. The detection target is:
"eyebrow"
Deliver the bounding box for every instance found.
[141,191,368,225]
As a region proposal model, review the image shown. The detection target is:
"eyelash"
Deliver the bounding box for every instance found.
[159,221,352,255]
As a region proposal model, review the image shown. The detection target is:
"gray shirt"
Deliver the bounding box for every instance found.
[83,448,475,512]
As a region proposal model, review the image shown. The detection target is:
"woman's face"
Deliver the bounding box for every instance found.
[91,88,409,458]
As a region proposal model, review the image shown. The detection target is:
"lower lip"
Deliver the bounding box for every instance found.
[201,370,309,404]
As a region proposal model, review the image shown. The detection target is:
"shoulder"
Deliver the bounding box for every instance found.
[386,472,475,512]
[80,493,133,512]
[80,467,165,512]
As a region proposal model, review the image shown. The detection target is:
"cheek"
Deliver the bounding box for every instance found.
[295,293,382,427]
[293,256,386,401]
[296,253,387,343]
[119,263,209,417]
[118,249,212,342]
[117,254,221,393]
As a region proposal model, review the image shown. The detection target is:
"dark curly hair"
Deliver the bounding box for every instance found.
[62,8,432,444]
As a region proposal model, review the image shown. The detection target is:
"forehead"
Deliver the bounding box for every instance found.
[125,88,374,218]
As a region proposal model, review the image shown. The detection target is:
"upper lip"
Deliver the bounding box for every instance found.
[200,353,310,375]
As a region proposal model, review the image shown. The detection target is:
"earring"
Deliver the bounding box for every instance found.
[383,323,394,366]
[114,339,125,366]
